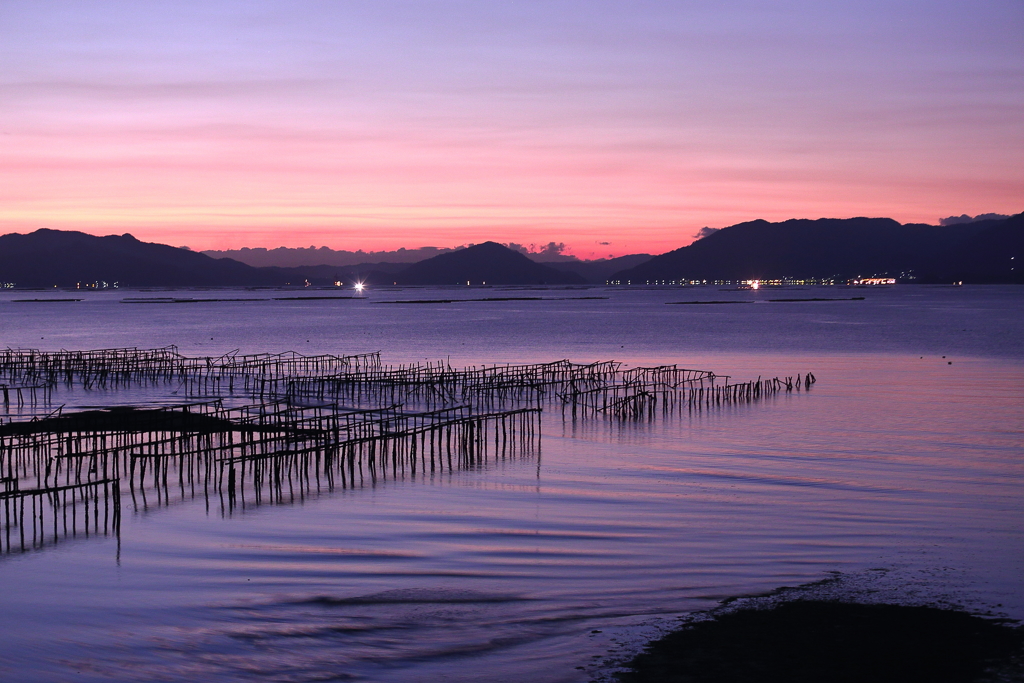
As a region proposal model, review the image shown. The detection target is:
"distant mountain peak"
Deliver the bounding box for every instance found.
[0,228,271,287]
[395,241,585,285]
[610,213,1023,284]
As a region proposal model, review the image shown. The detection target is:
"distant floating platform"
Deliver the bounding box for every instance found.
[11,298,83,303]
[376,296,609,304]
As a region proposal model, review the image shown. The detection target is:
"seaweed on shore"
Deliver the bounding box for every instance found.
[615,600,1023,683]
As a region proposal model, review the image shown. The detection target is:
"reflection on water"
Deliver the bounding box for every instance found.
[0,287,1021,682]
[1,345,794,561]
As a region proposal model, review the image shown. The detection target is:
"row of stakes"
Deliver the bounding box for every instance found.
[0,347,814,555]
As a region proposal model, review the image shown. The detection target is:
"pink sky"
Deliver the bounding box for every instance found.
[1,1,1021,258]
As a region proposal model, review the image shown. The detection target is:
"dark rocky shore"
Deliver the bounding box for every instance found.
[613,599,1023,682]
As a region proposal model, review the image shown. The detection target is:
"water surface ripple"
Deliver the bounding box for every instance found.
[0,286,1021,681]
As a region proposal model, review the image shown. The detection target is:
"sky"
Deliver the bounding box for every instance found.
[1,1,1021,257]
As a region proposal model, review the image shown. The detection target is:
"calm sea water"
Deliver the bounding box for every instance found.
[0,285,1022,682]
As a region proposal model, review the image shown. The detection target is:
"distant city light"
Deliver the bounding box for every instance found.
[751,280,760,290]
[850,278,896,285]
[354,282,365,292]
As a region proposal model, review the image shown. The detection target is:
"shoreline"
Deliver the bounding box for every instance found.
[594,574,1024,683]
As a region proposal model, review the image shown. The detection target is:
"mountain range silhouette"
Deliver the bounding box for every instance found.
[1,213,1020,288]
